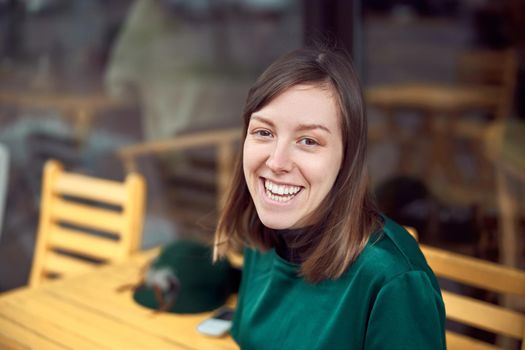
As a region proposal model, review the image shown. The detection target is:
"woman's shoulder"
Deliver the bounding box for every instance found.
[349,215,435,285]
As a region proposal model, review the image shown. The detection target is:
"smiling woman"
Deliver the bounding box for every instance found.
[214,46,446,350]
[244,85,343,230]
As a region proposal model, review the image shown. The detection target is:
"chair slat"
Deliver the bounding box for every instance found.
[47,225,124,261]
[118,127,241,159]
[421,245,525,297]
[54,172,127,205]
[446,331,500,350]
[443,291,525,338]
[50,198,124,234]
[44,251,97,277]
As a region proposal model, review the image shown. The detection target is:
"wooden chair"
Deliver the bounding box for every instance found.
[484,120,525,270]
[452,49,518,197]
[452,49,518,151]
[118,128,241,211]
[457,49,518,121]
[420,244,525,350]
[29,160,146,287]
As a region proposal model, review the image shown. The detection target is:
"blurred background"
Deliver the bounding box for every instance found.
[0,0,524,294]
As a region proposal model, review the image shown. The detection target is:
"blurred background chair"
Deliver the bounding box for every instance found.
[452,49,519,191]
[421,244,525,350]
[118,128,240,242]
[366,47,520,265]
[29,159,146,287]
[0,143,9,242]
[484,120,525,270]
[367,48,518,205]
[456,49,518,122]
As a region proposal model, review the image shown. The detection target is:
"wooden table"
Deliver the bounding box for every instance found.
[366,83,503,184]
[0,89,131,143]
[0,249,239,350]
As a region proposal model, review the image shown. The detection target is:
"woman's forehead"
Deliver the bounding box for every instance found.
[250,84,340,127]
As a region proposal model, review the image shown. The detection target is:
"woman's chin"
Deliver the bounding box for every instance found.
[258,216,297,230]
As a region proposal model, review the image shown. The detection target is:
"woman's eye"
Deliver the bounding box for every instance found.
[299,138,319,146]
[254,129,272,137]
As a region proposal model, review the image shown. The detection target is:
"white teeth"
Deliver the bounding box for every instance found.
[264,179,302,199]
[266,190,294,203]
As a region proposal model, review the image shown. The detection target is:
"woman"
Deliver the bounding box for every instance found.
[214,46,446,349]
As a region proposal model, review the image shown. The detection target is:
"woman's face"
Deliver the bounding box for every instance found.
[243,84,344,230]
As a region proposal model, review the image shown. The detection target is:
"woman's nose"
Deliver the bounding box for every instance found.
[266,142,293,173]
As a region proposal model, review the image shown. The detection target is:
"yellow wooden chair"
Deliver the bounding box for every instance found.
[407,226,525,349]
[420,244,525,350]
[29,160,146,287]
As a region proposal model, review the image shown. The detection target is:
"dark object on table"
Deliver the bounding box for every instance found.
[132,239,237,314]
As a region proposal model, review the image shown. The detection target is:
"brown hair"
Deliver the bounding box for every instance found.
[214,46,382,283]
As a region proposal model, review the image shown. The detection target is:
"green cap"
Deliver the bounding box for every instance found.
[133,240,234,314]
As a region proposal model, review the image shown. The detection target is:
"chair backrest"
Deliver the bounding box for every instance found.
[420,244,525,350]
[0,143,9,242]
[457,49,518,120]
[458,49,517,87]
[29,160,146,287]
[118,128,241,210]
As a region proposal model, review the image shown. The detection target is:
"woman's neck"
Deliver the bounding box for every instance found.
[267,227,314,264]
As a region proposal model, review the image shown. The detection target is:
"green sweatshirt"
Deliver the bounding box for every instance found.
[230,217,446,349]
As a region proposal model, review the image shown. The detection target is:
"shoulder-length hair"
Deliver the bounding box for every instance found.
[214,46,382,283]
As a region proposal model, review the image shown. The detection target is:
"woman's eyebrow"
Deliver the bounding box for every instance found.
[296,123,331,134]
[251,115,331,134]
[250,115,275,127]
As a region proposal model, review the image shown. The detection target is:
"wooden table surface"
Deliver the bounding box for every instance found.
[0,248,239,350]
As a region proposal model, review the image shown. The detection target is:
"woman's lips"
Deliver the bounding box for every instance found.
[259,177,303,204]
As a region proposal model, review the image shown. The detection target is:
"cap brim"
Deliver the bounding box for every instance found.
[132,284,228,314]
